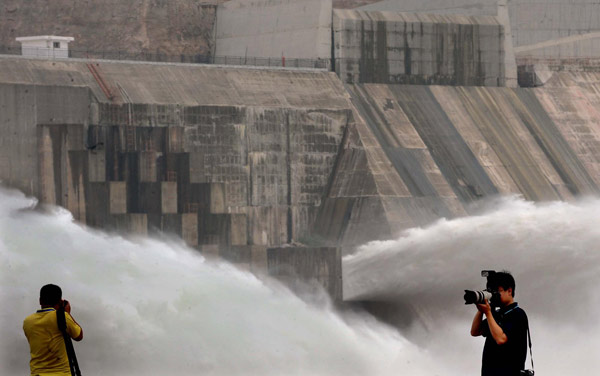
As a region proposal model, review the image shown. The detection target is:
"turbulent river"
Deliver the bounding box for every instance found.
[1,187,599,375]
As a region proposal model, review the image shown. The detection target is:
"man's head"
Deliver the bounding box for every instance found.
[39,284,62,307]
[490,271,516,306]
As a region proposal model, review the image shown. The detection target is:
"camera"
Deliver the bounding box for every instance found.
[464,270,501,306]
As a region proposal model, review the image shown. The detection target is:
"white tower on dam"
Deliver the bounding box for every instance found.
[16,35,74,59]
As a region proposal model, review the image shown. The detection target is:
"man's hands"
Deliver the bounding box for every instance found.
[476,299,492,315]
[62,299,72,314]
[60,299,83,341]
[475,299,508,345]
[471,299,492,337]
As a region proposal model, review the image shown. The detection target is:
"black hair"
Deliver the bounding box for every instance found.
[493,271,516,297]
[40,284,62,306]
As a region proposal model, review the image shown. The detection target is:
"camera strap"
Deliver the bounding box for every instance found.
[56,309,82,376]
[505,304,534,373]
[527,325,534,372]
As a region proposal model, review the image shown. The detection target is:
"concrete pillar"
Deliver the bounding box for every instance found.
[88,149,106,182]
[247,207,288,246]
[66,150,88,222]
[111,214,148,235]
[109,181,127,214]
[229,213,247,245]
[198,212,248,246]
[86,182,109,227]
[37,125,57,205]
[161,213,199,247]
[497,0,518,87]
[167,126,185,152]
[210,183,226,213]
[161,181,178,214]
[138,182,178,213]
[178,182,227,214]
[139,151,157,182]
[251,246,268,273]
[181,213,199,247]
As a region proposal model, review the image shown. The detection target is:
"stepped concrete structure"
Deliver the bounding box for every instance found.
[0,56,349,299]
[359,0,600,59]
[333,9,511,86]
[215,0,332,61]
[313,76,600,247]
[214,0,516,86]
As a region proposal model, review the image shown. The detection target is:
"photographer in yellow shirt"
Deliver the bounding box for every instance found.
[23,284,83,376]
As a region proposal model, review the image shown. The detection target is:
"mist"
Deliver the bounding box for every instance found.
[3,186,599,375]
[0,187,436,376]
[344,195,600,375]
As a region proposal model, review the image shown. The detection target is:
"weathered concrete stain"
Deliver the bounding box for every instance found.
[334,10,507,86]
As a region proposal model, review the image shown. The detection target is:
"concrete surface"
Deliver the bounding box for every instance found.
[359,0,600,58]
[267,246,342,300]
[5,56,600,249]
[5,52,600,298]
[314,80,600,247]
[215,0,332,60]
[0,56,351,248]
[333,9,509,86]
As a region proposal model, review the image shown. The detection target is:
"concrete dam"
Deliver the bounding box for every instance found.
[3,0,600,304]
[3,2,600,375]
[3,54,600,298]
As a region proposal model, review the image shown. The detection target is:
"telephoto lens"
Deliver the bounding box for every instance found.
[463,290,492,304]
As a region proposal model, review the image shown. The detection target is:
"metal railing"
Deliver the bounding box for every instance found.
[0,45,331,70]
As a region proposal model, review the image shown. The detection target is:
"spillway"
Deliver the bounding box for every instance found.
[343,195,600,375]
[0,187,437,376]
[3,188,599,375]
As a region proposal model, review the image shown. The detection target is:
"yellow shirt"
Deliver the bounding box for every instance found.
[23,308,82,376]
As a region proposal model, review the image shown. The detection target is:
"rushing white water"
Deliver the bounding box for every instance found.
[344,196,600,376]
[0,187,438,376]
[3,187,599,376]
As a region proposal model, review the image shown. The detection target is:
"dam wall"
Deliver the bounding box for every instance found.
[315,75,600,247]
[215,0,332,61]
[212,3,515,86]
[359,0,600,59]
[4,57,600,296]
[0,56,349,299]
[0,84,92,196]
[333,9,508,86]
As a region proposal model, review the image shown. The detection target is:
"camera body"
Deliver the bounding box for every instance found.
[59,299,69,311]
[463,270,501,307]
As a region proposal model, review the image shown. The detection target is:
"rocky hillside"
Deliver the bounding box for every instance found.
[1,0,219,56]
[1,0,378,57]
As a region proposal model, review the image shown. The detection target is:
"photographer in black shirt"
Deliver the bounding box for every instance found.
[470,271,529,376]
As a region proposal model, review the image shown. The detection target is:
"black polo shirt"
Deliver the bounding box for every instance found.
[481,302,528,376]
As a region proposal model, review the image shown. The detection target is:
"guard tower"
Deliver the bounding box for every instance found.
[16,36,74,58]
